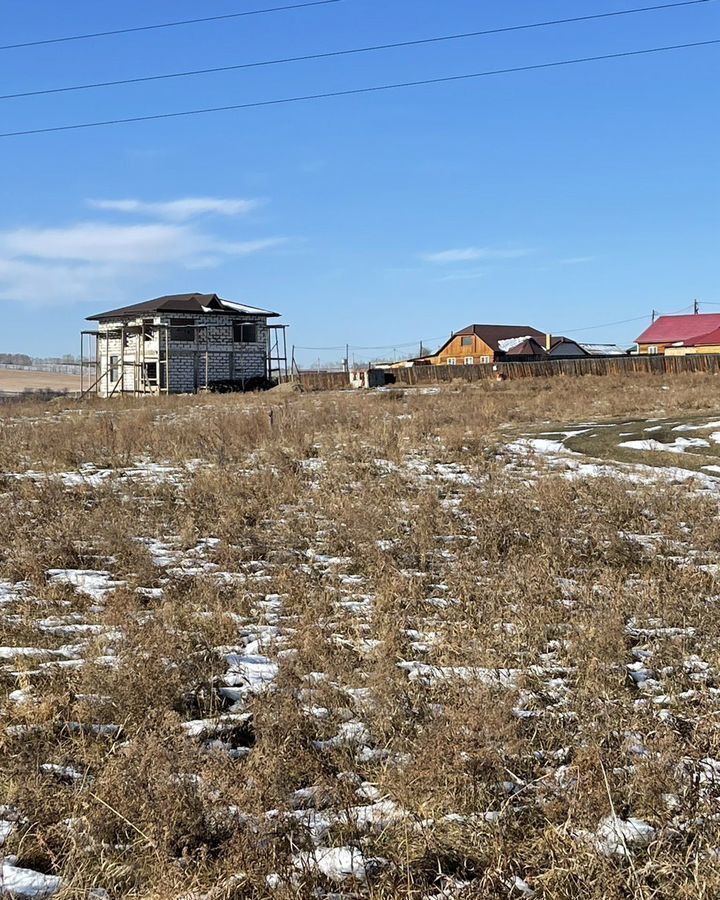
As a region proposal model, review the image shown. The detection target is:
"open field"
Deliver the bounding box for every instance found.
[3,374,720,898]
[0,369,81,396]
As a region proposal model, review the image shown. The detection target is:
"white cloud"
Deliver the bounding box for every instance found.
[1,223,197,264]
[422,246,534,264]
[87,197,262,221]
[0,223,285,266]
[558,256,595,265]
[211,238,286,256]
[0,257,135,306]
[435,269,487,282]
[0,219,285,304]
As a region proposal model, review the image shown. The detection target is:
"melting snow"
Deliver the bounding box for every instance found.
[0,820,14,847]
[293,847,387,882]
[590,816,656,857]
[508,438,574,455]
[618,437,710,454]
[498,336,533,352]
[0,860,63,897]
[47,569,125,601]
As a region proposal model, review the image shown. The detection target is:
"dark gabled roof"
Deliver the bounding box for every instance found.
[505,337,547,356]
[549,338,629,357]
[443,323,546,353]
[547,337,589,357]
[87,292,279,321]
[635,314,720,345]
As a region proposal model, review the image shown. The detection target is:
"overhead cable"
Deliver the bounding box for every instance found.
[0,1,343,53]
[1,38,717,138]
[0,0,712,101]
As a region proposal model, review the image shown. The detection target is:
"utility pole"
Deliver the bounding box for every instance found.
[651,309,657,323]
[694,298,700,315]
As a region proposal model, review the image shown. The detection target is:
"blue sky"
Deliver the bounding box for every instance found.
[1,0,718,363]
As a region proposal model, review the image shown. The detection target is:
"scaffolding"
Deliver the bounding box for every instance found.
[81,322,288,397]
[267,324,289,383]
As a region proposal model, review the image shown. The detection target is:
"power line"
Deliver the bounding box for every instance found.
[562,303,696,334]
[295,335,449,352]
[562,314,654,334]
[294,345,347,351]
[352,337,449,351]
[2,38,718,139]
[0,1,342,53]
[297,305,704,357]
[0,0,711,102]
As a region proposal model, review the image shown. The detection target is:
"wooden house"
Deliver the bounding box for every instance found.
[420,324,547,366]
[82,293,285,397]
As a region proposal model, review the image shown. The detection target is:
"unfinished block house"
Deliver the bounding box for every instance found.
[82,293,286,397]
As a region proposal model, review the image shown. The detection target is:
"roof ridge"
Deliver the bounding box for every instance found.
[87,293,280,320]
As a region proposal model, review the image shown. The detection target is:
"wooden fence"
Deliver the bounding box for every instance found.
[294,354,720,391]
[390,354,720,384]
[294,371,352,391]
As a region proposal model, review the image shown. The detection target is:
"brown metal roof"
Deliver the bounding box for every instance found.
[87,293,279,321]
[439,323,545,354]
[505,337,547,356]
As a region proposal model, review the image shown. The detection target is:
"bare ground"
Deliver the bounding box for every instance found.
[0,368,81,395]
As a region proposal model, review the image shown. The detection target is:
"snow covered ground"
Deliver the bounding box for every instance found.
[2,392,720,897]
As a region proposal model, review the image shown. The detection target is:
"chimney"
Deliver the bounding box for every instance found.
[545,333,552,352]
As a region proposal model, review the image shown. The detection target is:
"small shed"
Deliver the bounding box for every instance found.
[547,338,629,359]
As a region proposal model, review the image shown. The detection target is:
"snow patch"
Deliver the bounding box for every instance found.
[293,846,387,882]
[46,569,125,601]
[0,860,63,897]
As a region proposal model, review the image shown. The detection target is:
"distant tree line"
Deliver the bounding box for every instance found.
[0,353,80,366]
[0,353,33,366]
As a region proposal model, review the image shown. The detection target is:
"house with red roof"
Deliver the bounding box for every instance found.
[635,314,720,356]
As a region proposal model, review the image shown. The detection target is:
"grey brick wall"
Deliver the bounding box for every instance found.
[96,312,270,396]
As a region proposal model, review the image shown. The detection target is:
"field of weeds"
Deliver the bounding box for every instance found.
[3,373,720,899]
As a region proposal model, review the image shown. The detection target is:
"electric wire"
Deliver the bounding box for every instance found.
[560,303,695,334]
[295,304,704,356]
[1,38,718,138]
[0,0,712,101]
[0,1,343,53]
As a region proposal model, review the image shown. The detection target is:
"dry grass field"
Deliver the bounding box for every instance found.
[3,374,720,899]
[0,369,81,396]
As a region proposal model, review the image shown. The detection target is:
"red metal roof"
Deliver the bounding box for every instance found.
[635,314,720,345]
[687,326,720,346]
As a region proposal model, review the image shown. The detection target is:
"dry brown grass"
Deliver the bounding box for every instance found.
[1,374,720,898]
